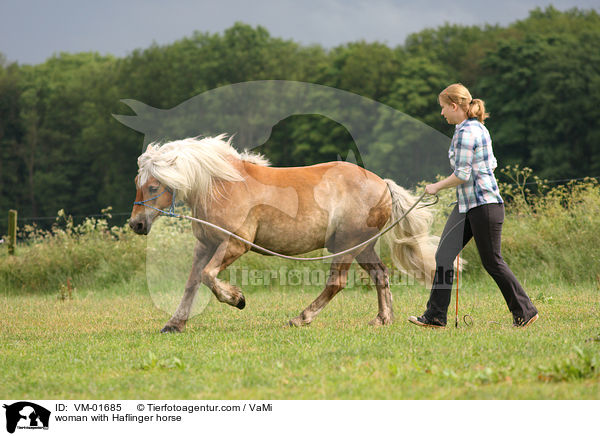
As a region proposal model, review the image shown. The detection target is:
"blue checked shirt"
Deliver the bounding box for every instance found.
[449,118,503,213]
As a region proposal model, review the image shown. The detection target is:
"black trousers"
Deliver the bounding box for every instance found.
[424,202,537,324]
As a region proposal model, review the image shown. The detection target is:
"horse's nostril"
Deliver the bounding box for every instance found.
[129,219,146,234]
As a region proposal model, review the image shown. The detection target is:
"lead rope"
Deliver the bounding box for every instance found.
[134,190,438,261]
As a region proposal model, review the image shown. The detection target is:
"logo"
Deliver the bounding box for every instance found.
[114,80,451,317]
[3,402,50,434]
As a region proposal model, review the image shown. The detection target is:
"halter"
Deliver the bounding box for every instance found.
[133,188,177,217]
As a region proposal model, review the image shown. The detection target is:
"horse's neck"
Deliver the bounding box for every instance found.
[186,190,223,219]
[187,199,207,219]
[186,157,247,218]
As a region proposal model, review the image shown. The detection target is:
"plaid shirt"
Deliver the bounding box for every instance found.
[449,118,503,213]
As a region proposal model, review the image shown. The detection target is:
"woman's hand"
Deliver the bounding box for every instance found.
[425,183,440,195]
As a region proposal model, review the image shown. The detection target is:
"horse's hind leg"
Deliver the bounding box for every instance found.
[288,254,354,327]
[200,238,249,309]
[161,241,214,333]
[355,245,394,326]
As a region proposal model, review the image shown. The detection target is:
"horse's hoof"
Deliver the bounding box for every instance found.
[368,316,393,326]
[368,317,383,326]
[236,295,246,310]
[288,316,309,327]
[160,325,182,334]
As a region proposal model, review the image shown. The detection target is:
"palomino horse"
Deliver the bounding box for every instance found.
[129,135,437,332]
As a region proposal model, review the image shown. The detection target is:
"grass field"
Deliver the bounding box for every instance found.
[1,265,598,399]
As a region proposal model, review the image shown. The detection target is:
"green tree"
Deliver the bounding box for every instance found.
[0,55,25,229]
[477,9,600,178]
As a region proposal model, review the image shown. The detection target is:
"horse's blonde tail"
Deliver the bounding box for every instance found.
[382,179,439,288]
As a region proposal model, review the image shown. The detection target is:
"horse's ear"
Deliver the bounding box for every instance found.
[3,404,7,408]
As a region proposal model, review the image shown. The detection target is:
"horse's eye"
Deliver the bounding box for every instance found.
[149,186,159,194]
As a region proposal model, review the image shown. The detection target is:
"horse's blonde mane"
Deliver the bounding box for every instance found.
[137,134,270,207]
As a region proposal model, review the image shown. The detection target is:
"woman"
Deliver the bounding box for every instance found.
[408,83,538,328]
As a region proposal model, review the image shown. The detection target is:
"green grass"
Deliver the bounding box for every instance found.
[0,272,598,399]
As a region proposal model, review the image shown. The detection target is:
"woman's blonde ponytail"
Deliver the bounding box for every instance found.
[467,98,488,123]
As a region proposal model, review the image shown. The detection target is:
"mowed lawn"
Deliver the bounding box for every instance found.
[1,273,599,399]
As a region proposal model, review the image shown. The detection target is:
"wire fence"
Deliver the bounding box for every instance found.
[515,175,600,186]
[10,174,600,224]
[17,212,131,222]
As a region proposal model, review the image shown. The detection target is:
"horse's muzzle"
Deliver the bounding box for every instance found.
[129,217,149,235]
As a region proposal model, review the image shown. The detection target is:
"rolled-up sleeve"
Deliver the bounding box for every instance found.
[453,128,475,181]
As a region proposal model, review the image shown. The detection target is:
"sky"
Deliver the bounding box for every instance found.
[1,0,598,65]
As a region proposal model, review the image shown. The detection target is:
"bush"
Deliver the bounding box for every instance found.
[0,208,145,294]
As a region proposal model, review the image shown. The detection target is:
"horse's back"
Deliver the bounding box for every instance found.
[243,160,387,192]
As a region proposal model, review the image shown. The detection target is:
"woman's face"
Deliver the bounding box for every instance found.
[440,99,466,125]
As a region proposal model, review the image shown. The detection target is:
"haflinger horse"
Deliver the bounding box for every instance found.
[129,135,438,333]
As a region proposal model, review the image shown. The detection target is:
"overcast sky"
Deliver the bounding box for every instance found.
[1,0,598,65]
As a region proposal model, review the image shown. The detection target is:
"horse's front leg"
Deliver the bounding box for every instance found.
[200,238,249,309]
[161,241,214,333]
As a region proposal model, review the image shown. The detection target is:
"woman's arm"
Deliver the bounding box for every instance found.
[426,126,475,195]
[425,173,466,195]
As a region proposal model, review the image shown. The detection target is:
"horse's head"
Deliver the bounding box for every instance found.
[129,175,174,235]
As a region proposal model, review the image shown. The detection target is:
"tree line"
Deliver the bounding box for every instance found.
[1,6,599,234]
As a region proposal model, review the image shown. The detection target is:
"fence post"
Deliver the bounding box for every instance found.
[8,209,17,255]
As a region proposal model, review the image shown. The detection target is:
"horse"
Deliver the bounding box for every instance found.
[129,135,437,332]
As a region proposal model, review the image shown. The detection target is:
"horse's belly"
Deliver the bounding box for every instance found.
[250,238,325,256]
[252,215,330,256]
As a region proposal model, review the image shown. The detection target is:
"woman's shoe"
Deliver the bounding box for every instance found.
[513,313,539,328]
[408,315,446,328]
